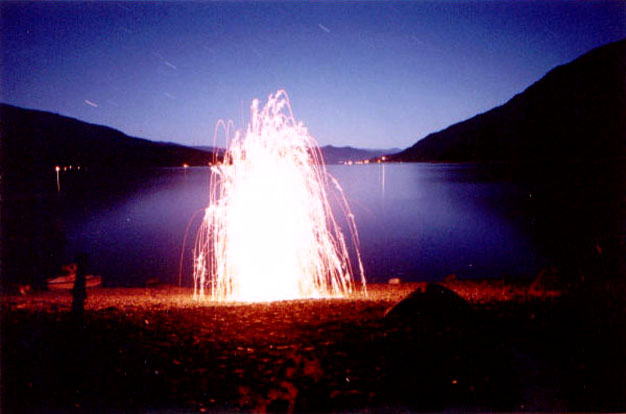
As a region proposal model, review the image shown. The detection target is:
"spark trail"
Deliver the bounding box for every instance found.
[193,90,366,302]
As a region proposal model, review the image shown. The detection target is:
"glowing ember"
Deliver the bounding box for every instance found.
[193,90,366,302]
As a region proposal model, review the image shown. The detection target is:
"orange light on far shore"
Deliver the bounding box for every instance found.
[55,165,61,192]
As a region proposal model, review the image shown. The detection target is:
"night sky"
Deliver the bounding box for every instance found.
[1,1,624,149]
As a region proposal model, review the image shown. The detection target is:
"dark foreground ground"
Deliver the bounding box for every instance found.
[2,279,625,413]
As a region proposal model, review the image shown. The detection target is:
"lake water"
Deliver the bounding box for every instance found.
[6,162,625,287]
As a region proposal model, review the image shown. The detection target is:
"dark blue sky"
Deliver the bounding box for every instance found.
[1,1,624,149]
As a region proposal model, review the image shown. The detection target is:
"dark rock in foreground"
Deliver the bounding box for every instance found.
[384,283,473,324]
[384,284,517,410]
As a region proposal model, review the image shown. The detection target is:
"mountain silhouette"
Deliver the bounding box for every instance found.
[391,39,626,163]
[320,145,400,164]
[0,104,214,196]
[193,145,400,164]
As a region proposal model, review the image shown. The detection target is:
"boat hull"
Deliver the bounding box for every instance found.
[47,275,102,290]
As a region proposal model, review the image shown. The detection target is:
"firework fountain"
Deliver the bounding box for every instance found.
[193,90,366,302]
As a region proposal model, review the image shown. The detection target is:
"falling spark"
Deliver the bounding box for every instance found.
[318,23,331,33]
[193,90,366,302]
[84,99,99,108]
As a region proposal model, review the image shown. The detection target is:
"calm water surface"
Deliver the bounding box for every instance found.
[33,162,625,286]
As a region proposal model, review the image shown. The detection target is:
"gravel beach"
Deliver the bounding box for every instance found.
[2,280,624,412]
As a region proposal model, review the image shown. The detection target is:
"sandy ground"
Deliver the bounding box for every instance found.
[2,281,624,413]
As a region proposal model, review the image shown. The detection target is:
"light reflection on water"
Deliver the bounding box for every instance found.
[329,163,541,283]
[11,162,623,287]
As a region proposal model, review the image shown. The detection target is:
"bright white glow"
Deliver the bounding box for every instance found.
[193,90,366,302]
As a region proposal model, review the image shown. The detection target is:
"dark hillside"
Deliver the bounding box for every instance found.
[391,39,626,163]
[0,104,213,196]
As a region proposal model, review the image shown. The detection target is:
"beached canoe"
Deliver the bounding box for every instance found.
[47,275,102,290]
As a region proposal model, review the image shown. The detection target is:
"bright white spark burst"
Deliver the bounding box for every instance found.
[193,90,366,302]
